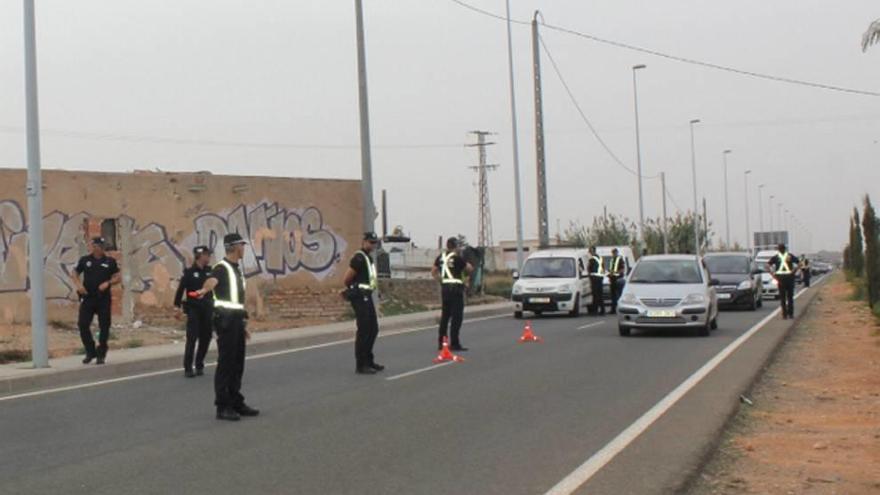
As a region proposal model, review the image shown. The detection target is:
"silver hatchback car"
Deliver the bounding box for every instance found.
[617,255,719,337]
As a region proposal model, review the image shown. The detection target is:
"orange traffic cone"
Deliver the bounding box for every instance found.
[433,337,465,363]
[519,321,543,343]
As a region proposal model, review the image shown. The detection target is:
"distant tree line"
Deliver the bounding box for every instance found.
[561,212,714,256]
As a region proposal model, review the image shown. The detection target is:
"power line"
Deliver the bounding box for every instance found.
[0,125,463,151]
[448,0,880,98]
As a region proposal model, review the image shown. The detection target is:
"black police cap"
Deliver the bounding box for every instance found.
[193,245,212,256]
[224,233,247,247]
[363,232,379,243]
[91,237,106,246]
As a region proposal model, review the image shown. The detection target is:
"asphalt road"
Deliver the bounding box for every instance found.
[0,298,791,494]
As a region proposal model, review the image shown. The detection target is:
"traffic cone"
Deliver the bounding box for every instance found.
[433,337,464,363]
[519,321,543,343]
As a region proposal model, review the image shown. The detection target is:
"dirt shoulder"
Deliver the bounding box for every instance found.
[689,273,880,494]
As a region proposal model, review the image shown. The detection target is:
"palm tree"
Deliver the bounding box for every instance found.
[862,18,880,52]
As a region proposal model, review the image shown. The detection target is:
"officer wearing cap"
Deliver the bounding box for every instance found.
[174,245,214,378]
[432,237,473,351]
[767,243,799,320]
[195,233,260,421]
[608,248,626,315]
[70,237,120,365]
[341,232,383,375]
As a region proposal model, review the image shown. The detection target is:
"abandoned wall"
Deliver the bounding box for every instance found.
[0,169,361,324]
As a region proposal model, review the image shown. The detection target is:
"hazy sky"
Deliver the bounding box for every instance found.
[2,0,879,252]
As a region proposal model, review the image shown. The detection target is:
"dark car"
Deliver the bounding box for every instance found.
[703,252,763,311]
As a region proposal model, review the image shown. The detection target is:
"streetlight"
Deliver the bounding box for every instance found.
[354,0,375,235]
[632,64,647,248]
[722,149,732,248]
[757,184,765,235]
[744,170,752,253]
[689,119,701,255]
[504,0,525,270]
[769,195,775,232]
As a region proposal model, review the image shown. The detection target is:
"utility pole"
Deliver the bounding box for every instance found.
[532,12,549,248]
[689,119,701,255]
[354,0,375,236]
[660,172,669,254]
[23,0,48,368]
[744,170,752,254]
[702,197,709,252]
[632,64,647,249]
[769,195,775,232]
[381,189,388,238]
[757,184,765,236]
[505,0,525,270]
[467,131,499,248]
[722,149,732,248]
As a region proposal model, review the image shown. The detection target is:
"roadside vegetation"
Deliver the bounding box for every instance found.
[842,194,880,318]
[562,211,715,255]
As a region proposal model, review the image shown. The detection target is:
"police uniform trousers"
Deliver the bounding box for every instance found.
[589,276,605,315]
[351,291,379,369]
[213,310,247,409]
[803,271,811,288]
[78,296,112,358]
[184,304,213,371]
[439,284,465,348]
[608,276,623,312]
[777,274,795,318]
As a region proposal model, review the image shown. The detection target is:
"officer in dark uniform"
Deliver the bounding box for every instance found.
[432,237,474,351]
[608,248,626,314]
[767,243,799,320]
[174,245,214,378]
[800,255,812,288]
[341,232,383,375]
[587,246,606,316]
[70,237,120,365]
[196,233,259,421]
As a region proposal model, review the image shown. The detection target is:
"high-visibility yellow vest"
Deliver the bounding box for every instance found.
[213,259,246,311]
[440,251,464,285]
[591,255,606,276]
[357,251,377,291]
[774,252,792,275]
[611,256,623,275]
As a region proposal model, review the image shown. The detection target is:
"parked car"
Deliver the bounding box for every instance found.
[617,255,719,337]
[596,246,636,305]
[511,249,593,318]
[703,252,763,311]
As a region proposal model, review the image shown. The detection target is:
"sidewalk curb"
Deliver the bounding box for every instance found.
[579,276,829,495]
[0,302,511,398]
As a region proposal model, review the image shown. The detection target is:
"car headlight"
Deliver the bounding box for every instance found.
[512,285,523,295]
[771,278,778,287]
[558,285,573,294]
[682,293,706,304]
[737,280,753,290]
[619,293,638,305]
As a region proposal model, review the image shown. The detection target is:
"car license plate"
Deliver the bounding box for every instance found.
[717,293,731,300]
[530,297,551,304]
[647,310,675,318]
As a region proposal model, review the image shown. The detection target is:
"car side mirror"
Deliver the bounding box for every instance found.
[512,270,520,280]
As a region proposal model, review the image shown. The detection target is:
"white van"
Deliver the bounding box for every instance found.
[596,246,636,305]
[511,249,593,318]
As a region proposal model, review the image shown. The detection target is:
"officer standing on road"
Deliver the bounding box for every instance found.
[432,237,474,351]
[587,246,606,316]
[342,233,384,375]
[801,255,812,288]
[767,243,799,320]
[174,245,214,378]
[71,237,120,365]
[608,248,626,315]
[195,233,260,421]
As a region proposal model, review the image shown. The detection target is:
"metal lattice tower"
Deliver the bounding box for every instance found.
[467,131,498,248]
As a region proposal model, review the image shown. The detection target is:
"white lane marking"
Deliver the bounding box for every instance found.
[0,314,507,402]
[577,321,606,330]
[385,362,454,381]
[544,280,822,494]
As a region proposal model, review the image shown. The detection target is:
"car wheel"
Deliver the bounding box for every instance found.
[568,294,581,317]
[618,325,631,337]
[514,311,523,319]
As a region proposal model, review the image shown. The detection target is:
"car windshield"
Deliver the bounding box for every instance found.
[704,255,750,274]
[521,257,576,278]
[629,259,703,284]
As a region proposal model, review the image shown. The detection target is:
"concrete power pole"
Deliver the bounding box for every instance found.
[504,0,525,271]
[661,172,669,254]
[354,0,375,236]
[467,131,498,248]
[23,0,48,368]
[532,12,549,248]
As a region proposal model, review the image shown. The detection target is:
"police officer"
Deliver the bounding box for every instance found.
[587,246,606,315]
[174,245,214,378]
[70,237,120,365]
[195,233,259,421]
[801,255,812,288]
[767,243,799,320]
[342,232,383,375]
[432,237,474,351]
[608,248,626,315]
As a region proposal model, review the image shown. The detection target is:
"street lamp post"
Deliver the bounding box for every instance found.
[503,0,525,270]
[354,0,375,235]
[757,184,765,235]
[769,195,775,232]
[660,171,669,254]
[689,119,701,255]
[744,170,752,253]
[632,64,647,248]
[722,149,732,248]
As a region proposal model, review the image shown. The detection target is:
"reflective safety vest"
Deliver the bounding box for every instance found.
[356,251,377,291]
[590,255,606,276]
[611,256,623,276]
[440,251,464,285]
[774,252,793,275]
[213,259,246,311]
